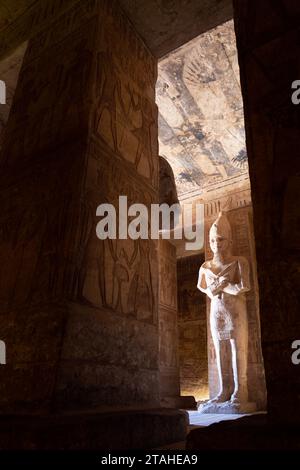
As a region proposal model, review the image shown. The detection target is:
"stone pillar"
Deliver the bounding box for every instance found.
[233,0,300,422]
[177,254,208,401]
[0,0,159,412]
[0,43,28,151]
[158,239,180,406]
[203,190,267,410]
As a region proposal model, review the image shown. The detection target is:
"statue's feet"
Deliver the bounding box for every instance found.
[230,390,246,404]
[209,391,231,403]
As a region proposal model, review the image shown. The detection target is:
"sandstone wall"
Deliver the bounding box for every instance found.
[158,240,180,405]
[177,254,208,401]
[234,0,300,421]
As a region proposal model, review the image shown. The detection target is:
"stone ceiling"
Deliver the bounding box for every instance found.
[118,0,233,57]
[156,20,249,200]
[0,0,232,59]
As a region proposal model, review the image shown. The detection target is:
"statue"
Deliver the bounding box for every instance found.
[197,212,250,407]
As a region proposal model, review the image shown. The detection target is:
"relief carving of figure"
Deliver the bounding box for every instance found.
[197,211,250,405]
[128,238,155,322]
[93,50,128,154]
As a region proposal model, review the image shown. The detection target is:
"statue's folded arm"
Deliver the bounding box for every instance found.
[222,256,250,296]
[197,266,214,300]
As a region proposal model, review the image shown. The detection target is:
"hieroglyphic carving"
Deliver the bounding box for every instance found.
[0,0,88,61]
[129,93,156,181]
[20,0,156,90]
[1,0,158,191]
[0,0,160,413]
[159,245,177,310]
[90,10,158,188]
[0,0,159,309]
[93,50,127,156]
[158,240,180,401]
[159,306,178,369]
[204,188,252,219]
[71,138,159,325]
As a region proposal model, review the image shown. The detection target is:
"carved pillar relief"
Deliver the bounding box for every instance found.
[158,239,180,404]
[0,0,159,412]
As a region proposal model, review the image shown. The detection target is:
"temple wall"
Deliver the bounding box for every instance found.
[158,239,180,405]
[233,0,300,422]
[0,43,27,152]
[177,254,208,401]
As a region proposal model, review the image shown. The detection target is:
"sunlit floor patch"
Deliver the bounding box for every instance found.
[187,411,262,428]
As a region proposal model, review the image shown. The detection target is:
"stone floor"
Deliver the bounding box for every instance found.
[157,411,269,449]
[187,411,251,428]
[156,411,258,449]
[186,412,300,451]
[0,409,188,450]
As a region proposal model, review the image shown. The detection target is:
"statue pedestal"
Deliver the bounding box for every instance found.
[197,400,257,414]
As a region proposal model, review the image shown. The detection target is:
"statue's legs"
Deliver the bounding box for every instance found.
[230,316,248,403]
[210,329,231,402]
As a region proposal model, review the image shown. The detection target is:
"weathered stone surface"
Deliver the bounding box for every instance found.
[0,409,188,449]
[177,255,209,400]
[233,0,300,422]
[187,414,300,450]
[161,395,197,410]
[0,0,159,412]
[0,0,233,60]
[159,240,180,404]
[0,43,27,150]
[119,0,233,57]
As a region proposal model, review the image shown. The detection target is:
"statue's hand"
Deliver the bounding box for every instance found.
[209,276,229,296]
[209,279,222,295]
[218,276,229,287]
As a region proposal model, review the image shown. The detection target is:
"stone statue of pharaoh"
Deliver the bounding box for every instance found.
[197,212,250,405]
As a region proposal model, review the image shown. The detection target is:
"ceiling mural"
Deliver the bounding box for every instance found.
[156,20,249,199]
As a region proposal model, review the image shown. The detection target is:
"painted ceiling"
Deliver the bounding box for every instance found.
[156,20,249,200]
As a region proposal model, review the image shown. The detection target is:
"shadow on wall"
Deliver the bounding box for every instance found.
[177,254,209,401]
[0,42,28,150]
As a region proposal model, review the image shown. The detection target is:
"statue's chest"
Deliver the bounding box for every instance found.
[204,261,238,284]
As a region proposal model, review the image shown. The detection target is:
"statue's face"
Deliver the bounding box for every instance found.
[209,234,230,255]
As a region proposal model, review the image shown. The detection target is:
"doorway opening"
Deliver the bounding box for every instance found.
[156,19,267,417]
